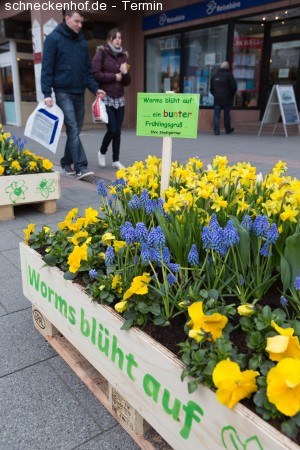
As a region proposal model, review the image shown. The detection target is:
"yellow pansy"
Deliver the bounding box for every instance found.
[42,159,53,170]
[84,207,99,226]
[113,240,126,252]
[29,161,37,171]
[11,160,21,171]
[23,223,35,244]
[187,302,228,342]
[123,273,151,300]
[237,304,255,316]
[102,232,115,246]
[267,358,300,416]
[0,155,4,164]
[70,231,89,246]
[112,275,122,293]
[266,321,300,361]
[0,165,4,176]
[67,243,88,273]
[43,226,50,234]
[114,300,128,313]
[213,359,259,408]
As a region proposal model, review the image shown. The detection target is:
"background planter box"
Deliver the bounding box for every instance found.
[20,242,298,450]
[0,172,60,220]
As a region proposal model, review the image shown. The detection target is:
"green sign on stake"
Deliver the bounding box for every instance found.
[137,93,200,139]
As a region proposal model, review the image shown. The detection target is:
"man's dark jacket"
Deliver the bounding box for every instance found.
[210,68,237,106]
[92,45,131,99]
[41,23,99,98]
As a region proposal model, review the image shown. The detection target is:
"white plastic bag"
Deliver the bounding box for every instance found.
[24,101,64,154]
[92,97,108,124]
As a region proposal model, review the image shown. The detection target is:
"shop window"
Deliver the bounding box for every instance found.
[146,34,181,93]
[182,25,228,106]
[270,41,300,87]
[271,17,300,37]
[233,24,264,108]
[0,41,10,54]
[18,59,36,101]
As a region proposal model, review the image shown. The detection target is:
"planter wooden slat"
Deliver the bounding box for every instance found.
[0,172,60,220]
[20,242,299,450]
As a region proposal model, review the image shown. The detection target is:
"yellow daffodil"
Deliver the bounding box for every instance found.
[114,300,128,313]
[67,243,88,273]
[280,204,298,223]
[266,321,300,361]
[211,194,228,212]
[23,223,35,244]
[187,302,228,342]
[213,359,259,408]
[267,358,300,416]
[123,273,151,300]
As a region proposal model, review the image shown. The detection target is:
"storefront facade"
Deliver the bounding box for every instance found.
[143,0,300,130]
[0,0,300,131]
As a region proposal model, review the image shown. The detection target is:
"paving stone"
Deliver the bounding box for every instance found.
[0,230,20,251]
[49,357,118,431]
[0,215,30,231]
[0,275,31,313]
[0,308,56,377]
[75,424,140,450]
[0,361,102,450]
[0,303,7,316]
[2,248,22,271]
[0,253,20,278]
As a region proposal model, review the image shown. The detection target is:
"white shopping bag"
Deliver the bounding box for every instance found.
[24,102,64,154]
[92,97,108,124]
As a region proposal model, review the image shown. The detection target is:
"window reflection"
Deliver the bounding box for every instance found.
[233,24,264,108]
[183,25,228,106]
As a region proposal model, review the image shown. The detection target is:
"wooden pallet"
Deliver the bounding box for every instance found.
[32,306,171,450]
[0,199,57,221]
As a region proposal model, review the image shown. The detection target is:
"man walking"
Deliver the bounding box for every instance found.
[210,61,237,136]
[41,10,105,179]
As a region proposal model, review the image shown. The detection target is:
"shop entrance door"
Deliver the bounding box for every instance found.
[0,65,17,125]
[270,40,300,87]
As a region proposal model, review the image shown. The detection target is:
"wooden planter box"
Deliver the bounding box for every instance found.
[20,242,298,450]
[0,172,60,221]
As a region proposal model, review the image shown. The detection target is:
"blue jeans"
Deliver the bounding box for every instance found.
[100,105,125,162]
[213,104,232,134]
[55,92,87,173]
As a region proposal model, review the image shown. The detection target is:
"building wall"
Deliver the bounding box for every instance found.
[1,0,300,130]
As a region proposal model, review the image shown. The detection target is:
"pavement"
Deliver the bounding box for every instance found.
[1,123,300,450]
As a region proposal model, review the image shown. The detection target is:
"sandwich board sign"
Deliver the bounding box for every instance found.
[258,84,300,137]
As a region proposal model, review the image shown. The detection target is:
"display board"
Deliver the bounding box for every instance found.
[258,85,300,137]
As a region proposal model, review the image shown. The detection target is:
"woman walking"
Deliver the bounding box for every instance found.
[92,28,131,169]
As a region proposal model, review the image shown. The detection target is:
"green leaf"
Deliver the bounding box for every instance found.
[181,368,190,381]
[280,255,291,292]
[63,270,77,280]
[187,380,199,394]
[230,216,250,270]
[284,232,300,285]
[153,316,167,326]
[43,254,57,266]
[121,319,134,330]
[281,420,298,440]
[137,302,149,313]
[181,352,191,366]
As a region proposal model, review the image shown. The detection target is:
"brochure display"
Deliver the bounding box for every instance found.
[258,85,300,137]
